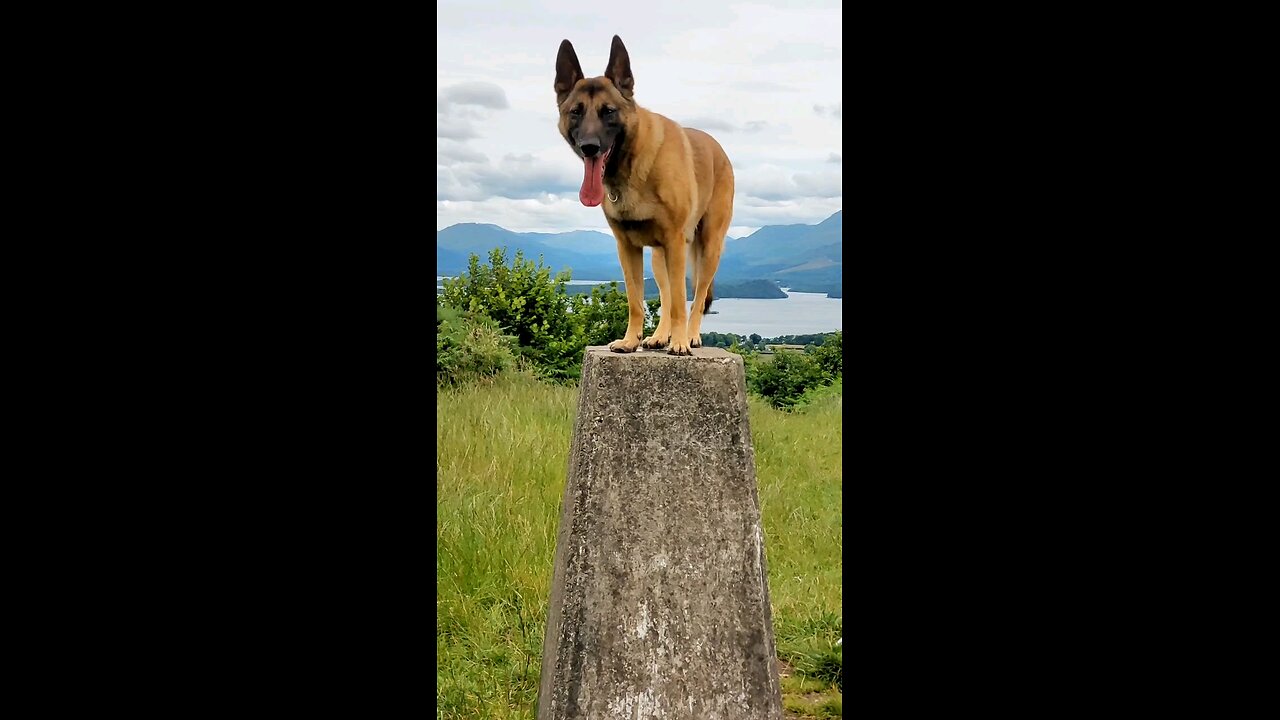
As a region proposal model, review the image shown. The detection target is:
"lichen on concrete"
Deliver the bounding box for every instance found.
[538,346,783,719]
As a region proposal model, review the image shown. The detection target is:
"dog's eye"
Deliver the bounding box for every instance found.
[570,105,583,116]
[602,107,616,117]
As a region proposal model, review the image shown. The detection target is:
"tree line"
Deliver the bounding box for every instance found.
[437,249,841,409]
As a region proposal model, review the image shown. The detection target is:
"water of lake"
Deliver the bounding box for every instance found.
[697,292,842,336]
[436,277,842,337]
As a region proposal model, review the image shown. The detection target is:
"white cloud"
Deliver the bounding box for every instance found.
[675,117,772,134]
[434,195,839,236]
[732,197,843,228]
[677,116,738,132]
[437,140,489,166]
[735,164,841,201]
[442,82,510,109]
[793,170,842,197]
[436,117,480,140]
[436,83,511,140]
[438,150,580,202]
[437,195,615,233]
[436,0,841,232]
[814,102,843,119]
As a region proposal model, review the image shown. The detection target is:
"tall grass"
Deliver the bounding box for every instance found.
[437,371,842,718]
[750,377,843,697]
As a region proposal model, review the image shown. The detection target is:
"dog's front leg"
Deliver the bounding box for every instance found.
[665,233,693,356]
[609,237,645,353]
[641,246,671,349]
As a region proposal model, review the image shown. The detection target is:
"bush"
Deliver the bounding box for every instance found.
[702,331,748,348]
[797,376,843,408]
[436,303,517,386]
[437,303,463,328]
[811,331,842,376]
[438,248,654,382]
[645,298,660,338]
[747,351,829,410]
[440,249,586,382]
[573,281,631,347]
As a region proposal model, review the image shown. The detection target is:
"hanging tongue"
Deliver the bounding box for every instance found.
[579,149,610,207]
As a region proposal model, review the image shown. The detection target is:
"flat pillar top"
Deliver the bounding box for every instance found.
[584,346,741,361]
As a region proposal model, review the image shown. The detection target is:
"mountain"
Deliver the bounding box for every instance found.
[436,224,622,280]
[717,211,841,293]
[436,211,842,296]
[558,277,787,300]
[725,211,842,264]
[436,247,468,274]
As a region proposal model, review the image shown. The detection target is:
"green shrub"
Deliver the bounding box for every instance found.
[747,351,828,410]
[436,304,517,386]
[439,249,656,382]
[811,331,842,376]
[437,303,463,328]
[645,298,660,338]
[572,281,631,347]
[797,376,843,408]
[440,249,586,382]
[734,331,842,410]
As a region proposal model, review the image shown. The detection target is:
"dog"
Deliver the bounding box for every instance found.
[555,35,734,355]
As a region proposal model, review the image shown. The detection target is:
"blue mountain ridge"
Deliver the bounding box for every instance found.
[436,210,841,296]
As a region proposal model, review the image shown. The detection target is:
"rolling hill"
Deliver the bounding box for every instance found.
[718,212,842,294]
[555,277,787,300]
[436,211,842,297]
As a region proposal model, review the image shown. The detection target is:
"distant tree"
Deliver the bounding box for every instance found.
[749,333,762,345]
[439,248,635,382]
[439,249,577,380]
[747,351,827,410]
[436,302,516,386]
[811,330,842,376]
[738,330,842,409]
[644,298,661,337]
[572,281,630,347]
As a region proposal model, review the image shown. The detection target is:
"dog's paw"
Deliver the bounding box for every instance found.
[667,338,693,356]
[689,334,702,348]
[641,333,669,349]
[608,337,640,353]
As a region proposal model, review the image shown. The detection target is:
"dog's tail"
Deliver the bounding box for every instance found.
[704,280,714,313]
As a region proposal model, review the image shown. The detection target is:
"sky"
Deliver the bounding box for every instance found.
[436,0,842,238]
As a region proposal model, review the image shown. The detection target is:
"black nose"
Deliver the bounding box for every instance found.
[580,143,600,157]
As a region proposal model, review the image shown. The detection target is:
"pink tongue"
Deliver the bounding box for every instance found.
[580,155,605,207]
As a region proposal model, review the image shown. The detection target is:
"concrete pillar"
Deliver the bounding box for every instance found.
[537,347,783,720]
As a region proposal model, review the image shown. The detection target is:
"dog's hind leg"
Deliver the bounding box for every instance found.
[687,205,731,347]
[608,236,645,353]
[641,246,672,349]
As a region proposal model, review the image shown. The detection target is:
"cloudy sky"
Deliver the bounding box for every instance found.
[436,0,842,238]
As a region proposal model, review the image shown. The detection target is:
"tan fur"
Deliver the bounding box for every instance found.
[555,36,734,355]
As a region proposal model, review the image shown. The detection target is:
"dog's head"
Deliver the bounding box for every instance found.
[555,35,636,207]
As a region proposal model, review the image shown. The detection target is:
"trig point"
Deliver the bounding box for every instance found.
[537,346,783,720]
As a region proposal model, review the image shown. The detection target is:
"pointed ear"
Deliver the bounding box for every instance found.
[605,35,634,99]
[555,39,584,106]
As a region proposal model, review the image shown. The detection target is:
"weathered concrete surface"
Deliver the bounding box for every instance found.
[538,346,783,720]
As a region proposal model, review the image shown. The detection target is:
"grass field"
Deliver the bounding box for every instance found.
[437,370,842,718]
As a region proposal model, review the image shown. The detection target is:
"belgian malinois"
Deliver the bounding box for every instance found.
[555,35,735,355]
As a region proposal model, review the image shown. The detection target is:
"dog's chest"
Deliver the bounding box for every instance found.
[604,191,661,246]
[603,184,659,223]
